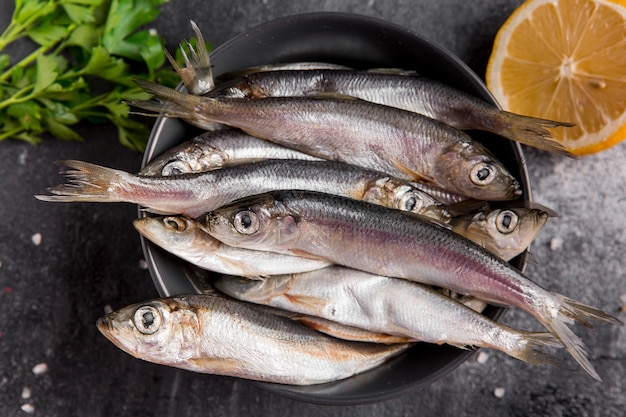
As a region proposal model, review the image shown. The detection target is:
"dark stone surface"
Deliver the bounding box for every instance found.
[1,1,625,416]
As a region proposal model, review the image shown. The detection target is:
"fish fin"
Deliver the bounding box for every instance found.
[540,295,622,381]
[390,159,435,184]
[240,274,268,281]
[304,91,362,101]
[295,315,414,344]
[129,80,219,130]
[130,79,204,115]
[506,332,563,367]
[496,111,578,157]
[559,297,623,328]
[366,68,419,76]
[34,160,128,203]
[174,20,214,96]
[288,249,328,261]
[216,62,352,80]
[444,199,491,217]
[284,293,329,314]
[188,357,244,374]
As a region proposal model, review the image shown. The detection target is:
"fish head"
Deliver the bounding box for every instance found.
[363,178,442,217]
[97,297,201,364]
[197,194,301,251]
[139,139,226,177]
[433,141,521,201]
[134,216,218,252]
[453,206,550,261]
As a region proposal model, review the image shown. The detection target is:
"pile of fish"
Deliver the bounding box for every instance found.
[37,22,622,385]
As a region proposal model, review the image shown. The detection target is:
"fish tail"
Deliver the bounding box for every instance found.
[539,295,622,381]
[505,331,562,367]
[131,79,203,116]
[495,111,577,157]
[129,79,223,131]
[165,21,214,96]
[34,160,128,203]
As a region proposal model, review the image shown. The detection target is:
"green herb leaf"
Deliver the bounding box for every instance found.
[102,0,167,65]
[62,3,96,24]
[66,23,99,50]
[34,54,59,94]
[44,113,84,141]
[81,46,129,83]
[28,23,69,46]
[1,0,179,150]
[7,100,43,131]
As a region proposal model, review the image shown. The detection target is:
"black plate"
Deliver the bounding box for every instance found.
[140,12,531,405]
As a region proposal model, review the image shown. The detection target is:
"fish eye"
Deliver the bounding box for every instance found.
[133,305,162,335]
[162,161,190,176]
[233,210,260,235]
[163,217,186,232]
[495,210,518,234]
[399,192,423,213]
[470,162,497,186]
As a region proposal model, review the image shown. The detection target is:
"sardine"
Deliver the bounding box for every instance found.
[215,267,561,366]
[96,293,410,385]
[139,129,322,177]
[131,80,521,201]
[134,215,331,277]
[171,22,573,155]
[209,69,574,155]
[36,159,449,220]
[199,190,622,381]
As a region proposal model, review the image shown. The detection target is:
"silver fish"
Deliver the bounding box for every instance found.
[134,215,331,277]
[36,159,449,220]
[199,190,622,381]
[171,22,573,155]
[209,69,574,155]
[215,267,561,366]
[96,293,410,385]
[139,129,322,177]
[131,80,521,201]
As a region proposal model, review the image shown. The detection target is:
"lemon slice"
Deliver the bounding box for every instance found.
[486,0,626,156]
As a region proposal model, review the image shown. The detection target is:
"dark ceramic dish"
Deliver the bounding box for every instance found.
[140,12,531,405]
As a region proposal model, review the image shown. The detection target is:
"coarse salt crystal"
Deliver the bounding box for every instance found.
[493,387,505,398]
[31,233,42,246]
[139,259,148,270]
[32,363,48,375]
[549,237,563,251]
[21,387,31,399]
[21,404,35,414]
[476,351,490,364]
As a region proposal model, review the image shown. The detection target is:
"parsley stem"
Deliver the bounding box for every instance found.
[0,126,24,141]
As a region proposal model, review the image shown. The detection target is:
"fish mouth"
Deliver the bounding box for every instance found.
[96,316,114,339]
[96,316,139,357]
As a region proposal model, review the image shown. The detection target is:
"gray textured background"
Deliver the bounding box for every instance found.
[1,0,625,416]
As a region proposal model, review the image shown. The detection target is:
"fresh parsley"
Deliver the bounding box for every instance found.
[0,0,180,151]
